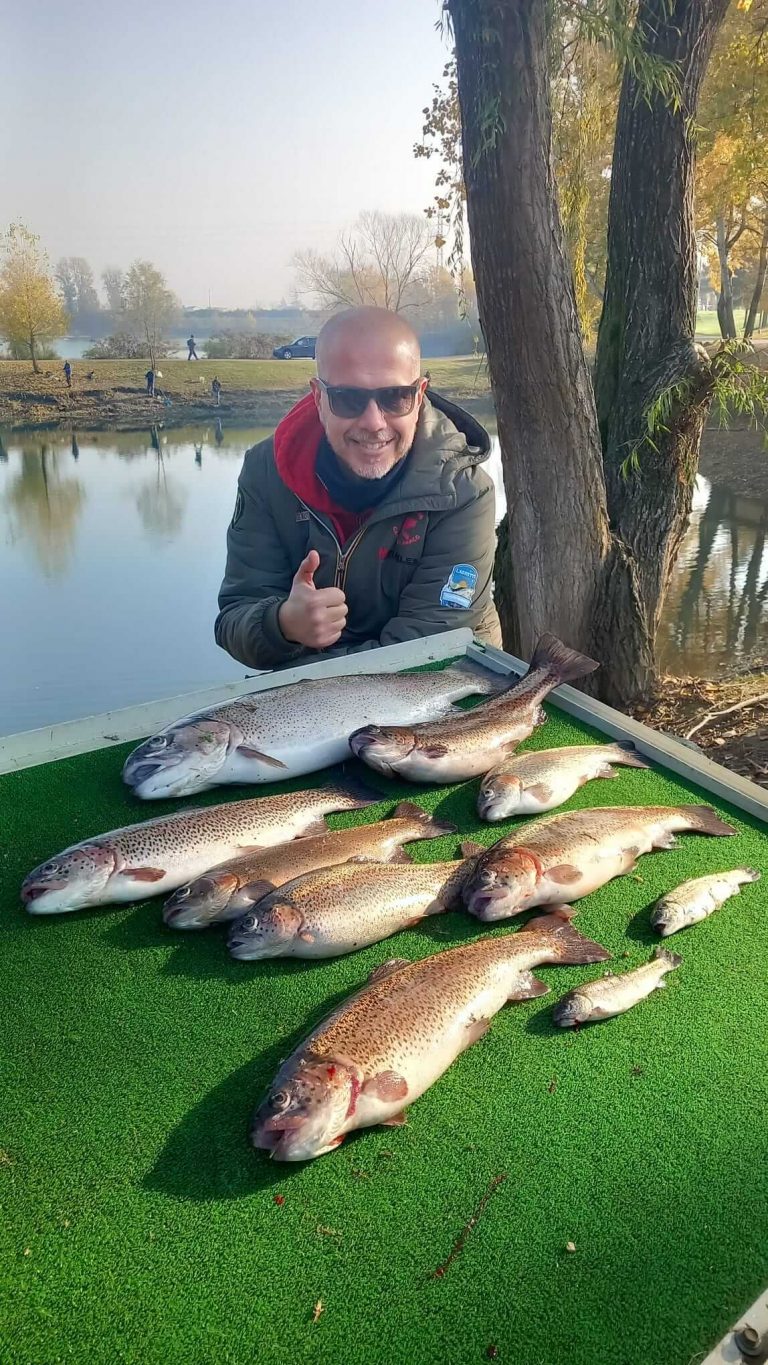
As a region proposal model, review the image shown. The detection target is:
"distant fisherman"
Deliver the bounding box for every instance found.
[187,334,198,360]
[145,368,155,397]
[215,307,502,671]
[63,360,72,388]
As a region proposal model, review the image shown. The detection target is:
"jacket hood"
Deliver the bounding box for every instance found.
[273,390,492,518]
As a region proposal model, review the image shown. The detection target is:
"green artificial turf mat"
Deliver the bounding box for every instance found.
[2,687,767,1365]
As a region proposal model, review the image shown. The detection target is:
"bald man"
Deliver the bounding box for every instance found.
[215,307,501,670]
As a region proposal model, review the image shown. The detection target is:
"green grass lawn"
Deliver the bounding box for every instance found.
[0,355,492,399]
[2,693,767,1364]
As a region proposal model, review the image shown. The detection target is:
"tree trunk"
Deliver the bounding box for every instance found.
[448,0,614,667]
[29,332,40,374]
[593,0,729,700]
[716,216,738,339]
[743,218,768,341]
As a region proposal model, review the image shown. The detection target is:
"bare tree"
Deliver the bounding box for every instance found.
[55,257,99,316]
[293,211,433,312]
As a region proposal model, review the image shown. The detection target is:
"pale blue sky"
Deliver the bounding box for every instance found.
[1,0,451,307]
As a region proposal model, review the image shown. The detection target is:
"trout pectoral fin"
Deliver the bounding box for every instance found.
[511,973,550,1000]
[465,1017,491,1044]
[296,818,329,837]
[547,864,583,884]
[236,745,288,769]
[379,1111,408,1127]
[363,1071,408,1102]
[421,744,450,758]
[460,840,485,857]
[119,866,166,882]
[298,930,315,944]
[526,783,553,805]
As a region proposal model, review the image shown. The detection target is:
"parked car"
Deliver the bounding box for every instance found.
[272,336,317,360]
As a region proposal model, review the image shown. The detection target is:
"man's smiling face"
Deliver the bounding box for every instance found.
[310,313,427,479]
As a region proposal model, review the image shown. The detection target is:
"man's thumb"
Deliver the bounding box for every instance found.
[294,549,319,588]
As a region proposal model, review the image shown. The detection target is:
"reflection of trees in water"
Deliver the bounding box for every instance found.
[5,445,86,576]
[135,452,187,542]
[661,481,768,674]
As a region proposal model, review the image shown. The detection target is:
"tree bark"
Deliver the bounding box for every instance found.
[593,0,730,698]
[716,215,738,339]
[743,218,768,341]
[29,332,39,374]
[448,0,614,666]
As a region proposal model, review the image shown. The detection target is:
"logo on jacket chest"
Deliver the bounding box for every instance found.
[378,512,426,560]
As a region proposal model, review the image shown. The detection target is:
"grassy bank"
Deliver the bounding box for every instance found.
[0,356,492,428]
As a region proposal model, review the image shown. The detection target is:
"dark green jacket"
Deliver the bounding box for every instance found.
[215,391,502,671]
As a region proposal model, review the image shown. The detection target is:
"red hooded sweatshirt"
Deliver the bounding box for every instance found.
[273,394,364,545]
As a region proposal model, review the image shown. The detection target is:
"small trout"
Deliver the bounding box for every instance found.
[164,802,454,929]
[650,867,761,937]
[349,634,599,784]
[477,743,649,821]
[250,909,610,1160]
[553,947,682,1026]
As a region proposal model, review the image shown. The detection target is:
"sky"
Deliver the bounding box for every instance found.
[0,0,452,309]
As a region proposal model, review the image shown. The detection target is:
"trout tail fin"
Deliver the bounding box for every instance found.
[523,906,611,964]
[677,805,737,837]
[528,633,600,686]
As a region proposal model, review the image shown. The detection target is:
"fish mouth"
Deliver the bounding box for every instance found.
[466,886,523,921]
[21,880,84,915]
[476,791,509,821]
[349,727,414,775]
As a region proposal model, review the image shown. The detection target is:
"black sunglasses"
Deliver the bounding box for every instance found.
[316,378,422,419]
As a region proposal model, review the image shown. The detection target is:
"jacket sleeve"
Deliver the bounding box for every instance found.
[214,463,306,670]
[309,476,499,661]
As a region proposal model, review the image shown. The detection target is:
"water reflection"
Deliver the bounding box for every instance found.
[4,444,86,576]
[658,478,768,675]
[134,453,188,542]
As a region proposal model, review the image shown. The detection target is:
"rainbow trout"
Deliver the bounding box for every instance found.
[251,910,610,1160]
[553,947,682,1026]
[228,845,474,961]
[463,804,736,921]
[650,867,761,936]
[164,802,453,929]
[477,743,649,820]
[348,635,599,784]
[21,781,375,915]
[122,659,505,800]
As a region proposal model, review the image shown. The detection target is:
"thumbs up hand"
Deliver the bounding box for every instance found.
[278,550,348,648]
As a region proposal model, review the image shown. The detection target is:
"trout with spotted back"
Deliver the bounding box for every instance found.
[165,801,453,930]
[122,659,505,800]
[251,910,610,1160]
[20,782,375,915]
[464,804,737,921]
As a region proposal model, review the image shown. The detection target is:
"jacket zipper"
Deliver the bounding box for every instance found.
[297,499,368,590]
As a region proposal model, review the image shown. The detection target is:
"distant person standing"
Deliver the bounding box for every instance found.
[187,334,199,360]
[145,368,155,397]
[212,376,221,407]
[63,360,72,388]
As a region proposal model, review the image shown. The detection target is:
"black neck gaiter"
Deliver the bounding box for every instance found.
[315,436,409,514]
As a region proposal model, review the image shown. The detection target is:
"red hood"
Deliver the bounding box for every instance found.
[273,393,362,542]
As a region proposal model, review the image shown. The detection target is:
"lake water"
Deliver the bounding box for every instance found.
[1,424,766,735]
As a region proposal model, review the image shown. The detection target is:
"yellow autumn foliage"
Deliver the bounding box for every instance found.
[0,223,68,369]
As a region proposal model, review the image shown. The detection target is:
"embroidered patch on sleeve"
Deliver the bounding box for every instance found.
[440,563,478,609]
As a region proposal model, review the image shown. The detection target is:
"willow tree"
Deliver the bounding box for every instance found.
[446,0,735,706]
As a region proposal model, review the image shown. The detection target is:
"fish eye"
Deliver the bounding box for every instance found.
[270,1090,291,1112]
[149,736,168,751]
[174,887,191,901]
[240,915,256,932]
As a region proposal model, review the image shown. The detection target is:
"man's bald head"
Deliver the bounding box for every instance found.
[315,307,421,383]
[310,307,428,479]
